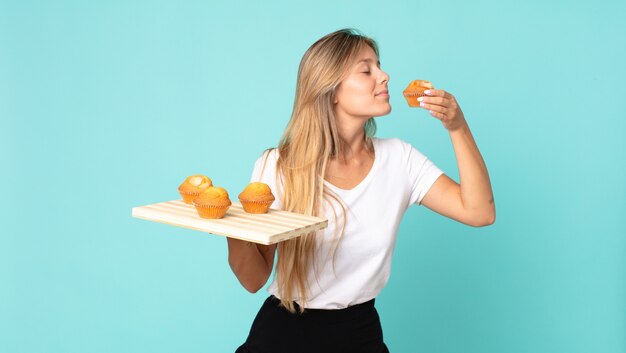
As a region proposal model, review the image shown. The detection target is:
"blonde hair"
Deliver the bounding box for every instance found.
[272,28,378,313]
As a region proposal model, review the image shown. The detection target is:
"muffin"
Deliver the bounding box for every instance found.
[403,80,434,107]
[178,174,213,204]
[192,186,232,219]
[238,182,275,214]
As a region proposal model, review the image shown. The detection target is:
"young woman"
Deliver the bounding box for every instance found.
[227,28,495,353]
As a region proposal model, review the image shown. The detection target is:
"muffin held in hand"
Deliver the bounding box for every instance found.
[178,174,213,204]
[238,182,275,214]
[192,186,232,219]
[403,80,434,107]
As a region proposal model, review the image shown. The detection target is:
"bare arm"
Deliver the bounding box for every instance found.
[417,87,495,227]
[227,238,277,293]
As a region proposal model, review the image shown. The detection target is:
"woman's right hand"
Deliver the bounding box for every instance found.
[226,237,277,293]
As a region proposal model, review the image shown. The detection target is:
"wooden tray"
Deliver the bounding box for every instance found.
[132,200,328,245]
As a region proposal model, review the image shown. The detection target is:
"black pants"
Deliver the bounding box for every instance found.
[236,295,390,353]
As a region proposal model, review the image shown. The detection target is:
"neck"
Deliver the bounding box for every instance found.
[333,112,372,162]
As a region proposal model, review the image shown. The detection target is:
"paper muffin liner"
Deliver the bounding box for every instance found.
[179,189,203,204]
[192,203,231,219]
[239,199,274,214]
[403,92,427,107]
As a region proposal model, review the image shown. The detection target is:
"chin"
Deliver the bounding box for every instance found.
[374,104,392,117]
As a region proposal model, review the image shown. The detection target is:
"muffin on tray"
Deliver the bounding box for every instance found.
[238,182,275,214]
[192,186,232,219]
[178,174,213,204]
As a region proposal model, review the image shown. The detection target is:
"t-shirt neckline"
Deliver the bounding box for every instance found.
[323,137,379,193]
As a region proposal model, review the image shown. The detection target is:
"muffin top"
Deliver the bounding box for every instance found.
[179,174,212,194]
[403,80,433,96]
[238,182,276,202]
[193,186,232,207]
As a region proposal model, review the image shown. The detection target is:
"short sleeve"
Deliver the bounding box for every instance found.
[249,148,283,210]
[404,141,444,206]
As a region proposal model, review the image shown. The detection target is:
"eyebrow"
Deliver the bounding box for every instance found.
[357,58,381,66]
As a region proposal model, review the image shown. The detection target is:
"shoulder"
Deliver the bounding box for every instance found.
[254,147,279,166]
[260,147,279,159]
[373,137,417,156]
[250,147,281,181]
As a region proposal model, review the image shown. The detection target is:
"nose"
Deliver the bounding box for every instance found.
[379,69,389,84]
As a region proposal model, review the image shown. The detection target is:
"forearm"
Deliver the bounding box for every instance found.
[227,238,276,293]
[449,122,495,223]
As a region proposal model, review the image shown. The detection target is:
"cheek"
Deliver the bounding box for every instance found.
[339,80,374,106]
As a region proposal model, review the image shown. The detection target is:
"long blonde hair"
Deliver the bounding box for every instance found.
[273,29,378,313]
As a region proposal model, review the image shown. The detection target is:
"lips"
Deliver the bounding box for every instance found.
[375,89,389,96]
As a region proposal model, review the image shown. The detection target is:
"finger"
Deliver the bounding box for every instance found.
[418,96,449,107]
[420,102,447,114]
[429,110,447,120]
[425,89,453,100]
[424,89,445,97]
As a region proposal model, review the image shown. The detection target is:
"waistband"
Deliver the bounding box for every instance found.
[267,295,376,320]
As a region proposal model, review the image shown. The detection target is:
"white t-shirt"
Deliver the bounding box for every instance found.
[249,137,444,309]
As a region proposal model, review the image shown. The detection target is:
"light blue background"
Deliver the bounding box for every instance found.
[1,1,624,352]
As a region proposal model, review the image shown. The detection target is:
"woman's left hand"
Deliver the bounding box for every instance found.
[418,89,467,131]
